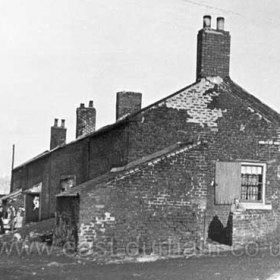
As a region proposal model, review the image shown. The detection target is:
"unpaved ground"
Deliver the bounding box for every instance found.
[1,248,280,280]
[1,219,280,280]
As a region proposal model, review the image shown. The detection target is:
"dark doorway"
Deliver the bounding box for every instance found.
[208,214,232,245]
[25,193,40,223]
[55,196,80,250]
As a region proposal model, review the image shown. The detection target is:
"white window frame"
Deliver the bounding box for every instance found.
[239,162,271,210]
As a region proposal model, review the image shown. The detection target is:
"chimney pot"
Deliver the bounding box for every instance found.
[50,118,67,149]
[217,17,225,31]
[203,15,211,28]
[89,100,93,108]
[196,16,230,80]
[61,119,65,128]
[54,118,58,127]
[80,103,85,108]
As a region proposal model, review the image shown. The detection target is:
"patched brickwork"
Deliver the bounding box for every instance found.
[14,74,280,250]
[12,17,280,260]
[158,77,226,127]
[67,143,209,257]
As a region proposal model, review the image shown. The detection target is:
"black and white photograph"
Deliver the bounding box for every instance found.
[1,0,280,279]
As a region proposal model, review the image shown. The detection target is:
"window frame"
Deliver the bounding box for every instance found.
[60,175,76,193]
[240,162,266,204]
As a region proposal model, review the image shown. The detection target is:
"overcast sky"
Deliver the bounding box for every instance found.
[1,0,280,178]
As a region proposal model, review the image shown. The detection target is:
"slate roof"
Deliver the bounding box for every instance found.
[56,140,206,197]
[223,77,280,125]
[14,76,280,170]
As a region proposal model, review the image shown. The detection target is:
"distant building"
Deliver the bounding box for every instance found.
[0,176,10,196]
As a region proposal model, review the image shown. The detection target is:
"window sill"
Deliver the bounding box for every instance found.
[239,203,272,210]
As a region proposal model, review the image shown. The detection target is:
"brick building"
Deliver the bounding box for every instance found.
[10,16,280,256]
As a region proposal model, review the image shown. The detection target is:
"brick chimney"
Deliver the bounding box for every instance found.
[76,100,96,138]
[116,91,142,120]
[50,119,67,149]
[196,16,231,80]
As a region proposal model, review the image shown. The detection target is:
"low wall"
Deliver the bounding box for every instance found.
[232,209,279,245]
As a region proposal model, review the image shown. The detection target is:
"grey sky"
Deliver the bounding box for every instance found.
[1,0,280,178]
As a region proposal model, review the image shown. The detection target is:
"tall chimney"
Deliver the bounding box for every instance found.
[76,100,96,138]
[50,118,67,149]
[116,91,142,120]
[196,16,230,80]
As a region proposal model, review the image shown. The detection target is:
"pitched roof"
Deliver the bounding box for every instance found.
[14,76,280,170]
[223,77,280,125]
[56,140,206,197]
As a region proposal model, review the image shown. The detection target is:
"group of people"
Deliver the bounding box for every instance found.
[0,205,24,234]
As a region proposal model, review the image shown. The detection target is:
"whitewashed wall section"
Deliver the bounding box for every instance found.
[157,77,227,127]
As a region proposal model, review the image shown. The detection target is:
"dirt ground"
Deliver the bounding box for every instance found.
[1,247,280,280]
[1,219,280,280]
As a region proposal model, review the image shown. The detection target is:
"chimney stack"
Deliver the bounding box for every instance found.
[76,100,96,138]
[50,118,67,150]
[196,16,230,80]
[116,91,142,120]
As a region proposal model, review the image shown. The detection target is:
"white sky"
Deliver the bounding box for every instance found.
[1,0,280,176]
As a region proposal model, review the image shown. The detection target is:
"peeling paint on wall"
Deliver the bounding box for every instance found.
[79,212,116,249]
[157,77,226,127]
[96,212,116,226]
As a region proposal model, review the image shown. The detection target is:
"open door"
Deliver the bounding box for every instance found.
[25,193,40,223]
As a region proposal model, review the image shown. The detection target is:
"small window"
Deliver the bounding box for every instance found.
[241,164,265,202]
[215,162,266,205]
[60,175,76,192]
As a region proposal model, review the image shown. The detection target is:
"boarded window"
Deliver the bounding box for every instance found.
[215,162,241,204]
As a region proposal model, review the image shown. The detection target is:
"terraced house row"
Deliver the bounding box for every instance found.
[5,16,280,256]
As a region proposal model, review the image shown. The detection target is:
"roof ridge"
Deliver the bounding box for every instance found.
[110,140,204,173]
[13,79,208,170]
[57,140,206,197]
[224,77,280,124]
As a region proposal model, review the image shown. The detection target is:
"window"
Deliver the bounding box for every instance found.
[60,175,76,192]
[215,162,267,205]
[241,164,265,202]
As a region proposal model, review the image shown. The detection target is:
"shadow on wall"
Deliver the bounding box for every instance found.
[208,214,232,245]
